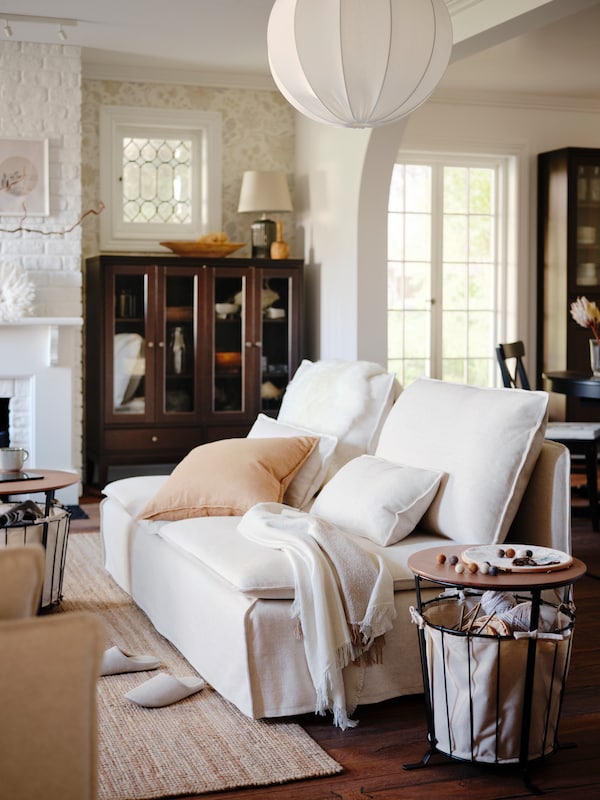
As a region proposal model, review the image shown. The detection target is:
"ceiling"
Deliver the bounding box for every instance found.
[1,0,600,97]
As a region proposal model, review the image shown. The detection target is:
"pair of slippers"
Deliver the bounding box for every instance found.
[100,645,205,708]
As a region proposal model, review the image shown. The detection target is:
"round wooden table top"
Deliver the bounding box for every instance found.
[408,545,587,592]
[0,469,79,496]
[544,370,600,400]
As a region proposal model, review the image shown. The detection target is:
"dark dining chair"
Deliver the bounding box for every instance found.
[496,341,600,531]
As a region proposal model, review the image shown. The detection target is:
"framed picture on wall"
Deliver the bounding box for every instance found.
[0,137,49,216]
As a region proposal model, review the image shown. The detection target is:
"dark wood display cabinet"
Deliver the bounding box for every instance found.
[84,254,303,486]
[537,147,600,421]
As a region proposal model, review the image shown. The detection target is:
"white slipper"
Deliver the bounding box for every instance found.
[124,672,206,708]
[100,645,160,676]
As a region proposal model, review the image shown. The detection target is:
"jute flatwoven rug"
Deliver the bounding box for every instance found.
[59,533,343,800]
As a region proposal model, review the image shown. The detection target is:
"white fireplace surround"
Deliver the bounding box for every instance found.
[0,318,82,505]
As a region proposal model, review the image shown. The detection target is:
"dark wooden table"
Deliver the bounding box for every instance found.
[544,370,600,400]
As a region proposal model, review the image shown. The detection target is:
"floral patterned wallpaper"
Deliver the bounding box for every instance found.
[81,79,297,259]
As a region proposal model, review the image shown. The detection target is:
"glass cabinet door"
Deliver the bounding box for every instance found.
[575,159,600,289]
[112,271,148,417]
[161,271,198,418]
[212,270,248,414]
[259,273,295,414]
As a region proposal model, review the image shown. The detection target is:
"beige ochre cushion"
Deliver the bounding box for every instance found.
[138,436,318,521]
[375,378,548,546]
[311,455,443,546]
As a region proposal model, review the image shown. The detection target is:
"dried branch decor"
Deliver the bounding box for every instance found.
[0,201,105,235]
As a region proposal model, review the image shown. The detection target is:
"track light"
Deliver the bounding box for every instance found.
[0,14,78,41]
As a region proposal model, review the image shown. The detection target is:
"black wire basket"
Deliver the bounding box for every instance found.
[0,502,71,609]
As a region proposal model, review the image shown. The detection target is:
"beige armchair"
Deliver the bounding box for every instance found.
[0,544,45,618]
[0,546,105,800]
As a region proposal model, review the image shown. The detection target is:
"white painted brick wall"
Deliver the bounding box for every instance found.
[0,41,83,489]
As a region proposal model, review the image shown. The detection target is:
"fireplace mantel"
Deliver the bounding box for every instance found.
[0,317,83,503]
[0,317,83,368]
[0,317,83,325]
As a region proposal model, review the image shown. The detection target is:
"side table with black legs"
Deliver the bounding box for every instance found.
[0,470,79,608]
[405,544,586,795]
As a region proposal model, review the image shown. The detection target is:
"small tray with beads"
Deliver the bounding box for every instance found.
[461,544,573,573]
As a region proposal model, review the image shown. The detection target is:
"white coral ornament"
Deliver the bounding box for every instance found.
[0,262,35,321]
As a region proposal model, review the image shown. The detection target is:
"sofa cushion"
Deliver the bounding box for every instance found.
[375,377,548,545]
[311,455,443,546]
[247,414,337,509]
[137,437,318,521]
[277,359,400,479]
[158,515,448,598]
[103,475,170,517]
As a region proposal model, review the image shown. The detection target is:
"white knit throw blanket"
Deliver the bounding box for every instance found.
[238,502,397,729]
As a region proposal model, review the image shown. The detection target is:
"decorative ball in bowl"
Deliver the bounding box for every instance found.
[215,302,240,317]
[215,351,242,368]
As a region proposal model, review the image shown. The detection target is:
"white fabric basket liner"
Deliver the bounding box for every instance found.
[0,504,71,608]
[421,596,574,764]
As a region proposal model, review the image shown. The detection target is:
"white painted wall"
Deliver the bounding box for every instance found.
[297,92,600,371]
[295,117,369,361]
[0,41,82,501]
[295,116,410,364]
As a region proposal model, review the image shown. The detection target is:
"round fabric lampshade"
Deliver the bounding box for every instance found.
[267,0,453,129]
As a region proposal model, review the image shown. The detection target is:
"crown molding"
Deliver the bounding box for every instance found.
[432,87,600,114]
[82,59,277,91]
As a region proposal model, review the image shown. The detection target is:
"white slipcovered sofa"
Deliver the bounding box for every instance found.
[100,361,570,724]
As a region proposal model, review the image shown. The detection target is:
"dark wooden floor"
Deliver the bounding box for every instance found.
[75,493,600,800]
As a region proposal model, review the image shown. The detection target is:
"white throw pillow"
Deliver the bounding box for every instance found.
[311,455,444,546]
[102,475,169,517]
[375,378,548,546]
[278,359,400,479]
[248,414,338,509]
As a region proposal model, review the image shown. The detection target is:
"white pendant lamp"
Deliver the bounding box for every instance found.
[267,0,453,129]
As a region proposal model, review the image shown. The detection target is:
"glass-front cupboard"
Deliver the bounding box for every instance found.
[85,255,303,485]
[537,147,600,420]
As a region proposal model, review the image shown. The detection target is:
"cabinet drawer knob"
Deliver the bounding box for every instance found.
[147,341,154,349]
[151,435,158,443]
[158,341,164,348]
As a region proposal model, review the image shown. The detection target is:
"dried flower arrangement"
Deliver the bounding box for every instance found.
[570,295,600,344]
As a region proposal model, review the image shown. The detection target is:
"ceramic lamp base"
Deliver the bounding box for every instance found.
[250,218,276,258]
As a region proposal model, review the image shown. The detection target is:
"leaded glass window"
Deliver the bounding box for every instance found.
[122,137,192,225]
[100,106,222,251]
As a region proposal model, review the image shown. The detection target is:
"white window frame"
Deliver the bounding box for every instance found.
[388,150,520,388]
[99,106,222,251]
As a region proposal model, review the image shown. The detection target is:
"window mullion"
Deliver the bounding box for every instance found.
[430,164,444,378]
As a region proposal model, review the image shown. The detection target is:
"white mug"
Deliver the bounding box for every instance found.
[0,447,29,472]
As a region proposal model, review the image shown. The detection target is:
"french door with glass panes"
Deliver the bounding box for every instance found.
[387,155,511,389]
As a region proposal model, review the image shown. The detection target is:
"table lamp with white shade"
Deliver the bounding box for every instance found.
[237,170,293,258]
